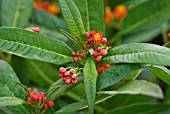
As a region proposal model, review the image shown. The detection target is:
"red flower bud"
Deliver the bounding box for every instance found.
[71,79,77,84]
[65,79,71,85]
[92,51,98,57]
[33,27,40,33]
[42,97,47,102]
[43,104,48,110]
[70,69,75,74]
[48,101,54,107]
[59,67,66,73]
[97,47,102,52]
[59,73,63,78]
[100,49,107,56]
[95,56,101,62]
[101,38,107,44]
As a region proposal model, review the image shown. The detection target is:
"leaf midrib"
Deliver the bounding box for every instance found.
[108,51,170,57]
[0,39,71,59]
[64,0,81,37]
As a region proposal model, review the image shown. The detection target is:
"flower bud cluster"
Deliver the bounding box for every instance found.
[72,49,86,63]
[59,67,79,85]
[25,88,54,110]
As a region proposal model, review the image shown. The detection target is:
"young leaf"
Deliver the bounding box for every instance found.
[73,0,105,35]
[147,65,170,85]
[1,0,33,27]
[0,60,29,113]
[59,0,85,40]
[47,76,83,101]
[97,80,163,99]
[105,103,169,114]
[97,64,143,90]
[60,29,82,48]
[103,43,170,66]
[83,57,98,114]
[0,97,26,107]
[0,27,72,65]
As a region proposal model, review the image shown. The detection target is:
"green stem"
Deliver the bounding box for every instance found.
[161,22,168,44]
[0,52,5,59]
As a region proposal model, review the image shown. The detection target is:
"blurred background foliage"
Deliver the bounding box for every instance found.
[0,0,170,113]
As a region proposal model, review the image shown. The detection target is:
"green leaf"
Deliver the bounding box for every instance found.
[12,56,59,87]
[54,101,87,114]
[46,76,83,101]
[103,43,170,66]
[97,80,163,99]
[119,0,170,36]
[54,79,163,114]
[30,8,68,31]
[147,65,170,85]
[122,28,160,44]
[0,59,29,113]
[73,0,105,35]
[104,103,169,114]
[60,29,81,48]
[0,97,26,107]
[1,0,33,27]
[59,0,85,40]
[83,58,97,114]
[97,64,143,90]
[0,27,72,65]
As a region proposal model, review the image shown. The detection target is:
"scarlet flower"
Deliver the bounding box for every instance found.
[114,5,127,19]
[91,30,103,44]
[47,3,60,15]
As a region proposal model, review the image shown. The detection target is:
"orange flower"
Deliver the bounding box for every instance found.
[105,12,114,25]
[91,30,103,44]
[47,3,60,15]
[97,64,111,75]
[34,1,43,9]
[114,5,127,19]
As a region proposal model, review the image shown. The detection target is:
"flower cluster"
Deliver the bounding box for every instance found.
[34,0,60,15]
[25,88,54,110]
[105,5,128,26]
[59,67,79,85]
[84,30,109,63]
[168,32,170,39]
[97,64,111,76]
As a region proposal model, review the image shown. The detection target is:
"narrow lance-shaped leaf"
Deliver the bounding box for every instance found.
[97,64,143,90]
[103,43,170,66]
[1,0,33,27]
[59,0,85,41]
[0,97,26,108]
[105,103,170,114]
[54,79,163,114]
[147,65,170,85]
[98,80,163,99]
[73,0,105,36]
[47,76,83,101]
[83,58,97,114]
[0,59,29,113]
[0,27,72,65]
